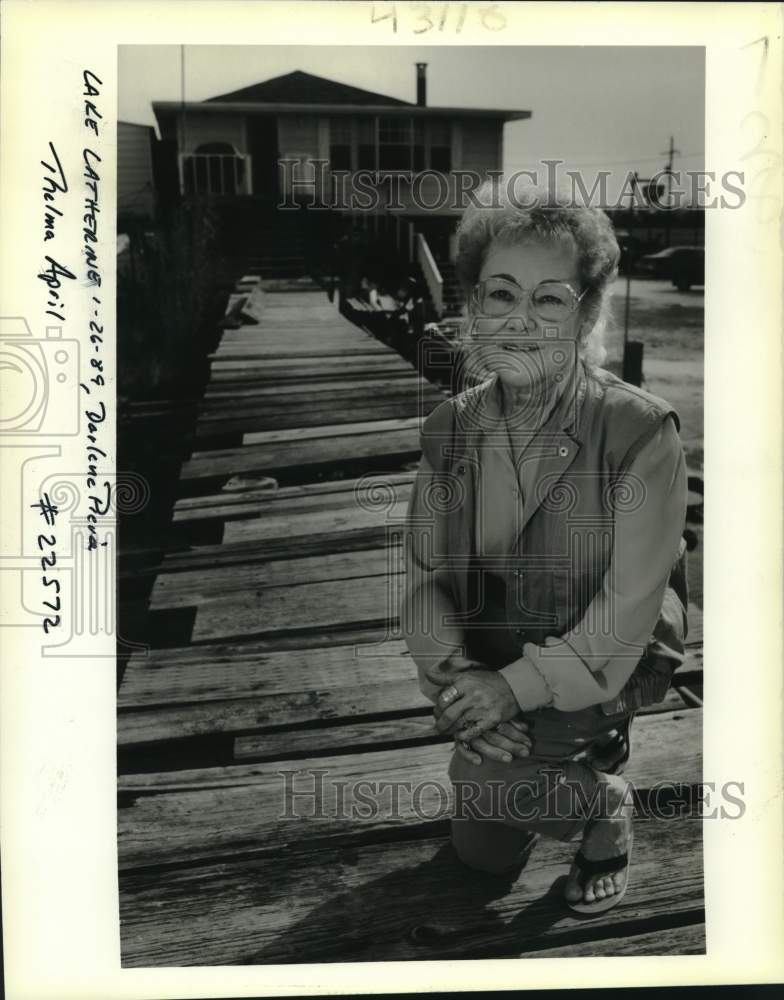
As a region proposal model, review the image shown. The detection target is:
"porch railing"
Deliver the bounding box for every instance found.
[178,153,253,196]
[416,232,443,317]
[391,215,416,265]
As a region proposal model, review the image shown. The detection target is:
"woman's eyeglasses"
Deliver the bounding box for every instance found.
[472,276,587,324]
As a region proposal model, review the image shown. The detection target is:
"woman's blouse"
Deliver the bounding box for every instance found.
[402,377,687,714]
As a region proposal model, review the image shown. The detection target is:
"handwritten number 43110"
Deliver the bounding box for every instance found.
[371,4,506,33]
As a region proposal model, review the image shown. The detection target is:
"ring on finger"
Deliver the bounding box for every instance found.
[442,685,460,704]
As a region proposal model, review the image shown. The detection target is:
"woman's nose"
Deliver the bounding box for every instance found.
[502,312,535,333]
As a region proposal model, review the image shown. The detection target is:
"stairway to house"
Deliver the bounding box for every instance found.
[435,254,465,318]
[246,211,309,279]
[216,201,338,283]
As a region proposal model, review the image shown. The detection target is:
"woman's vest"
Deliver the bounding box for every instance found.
[418,362,689,715]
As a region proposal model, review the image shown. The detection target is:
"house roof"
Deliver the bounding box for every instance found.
[153,69,530,121]
[153,101,530,121]
[206,70,413,107]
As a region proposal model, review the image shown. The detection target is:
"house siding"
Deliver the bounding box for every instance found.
[460,119,502,174]
[277,115,320,158]
[118,122,155,217]
[181,112,246,154]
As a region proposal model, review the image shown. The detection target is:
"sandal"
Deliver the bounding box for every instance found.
[566,829,634,915]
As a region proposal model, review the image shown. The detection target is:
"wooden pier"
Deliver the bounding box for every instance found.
[118,283,705,965]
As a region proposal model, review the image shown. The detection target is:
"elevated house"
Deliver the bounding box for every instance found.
[150,66,530,314]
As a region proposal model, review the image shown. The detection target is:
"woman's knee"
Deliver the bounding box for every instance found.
[450,817,530,874]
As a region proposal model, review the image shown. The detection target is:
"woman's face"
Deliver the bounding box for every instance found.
[465,237,587,392]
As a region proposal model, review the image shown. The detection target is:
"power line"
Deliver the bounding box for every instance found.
[504,151,704,169]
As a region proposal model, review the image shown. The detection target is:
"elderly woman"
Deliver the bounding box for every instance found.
[401,178,688,914]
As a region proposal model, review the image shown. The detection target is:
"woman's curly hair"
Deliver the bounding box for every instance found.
[456,175,621,366]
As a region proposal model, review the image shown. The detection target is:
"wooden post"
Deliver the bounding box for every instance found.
[621,233,644,386]
[623,340,644,387]
[623,269,632,353]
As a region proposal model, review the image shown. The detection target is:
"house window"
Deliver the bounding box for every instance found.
[379,117,412,171]
[429,119,452,173]
[185,141,245,195]
[413,120,426,171]
[357,118,375,171]
[329,117,352,171]
[331,117,453,173]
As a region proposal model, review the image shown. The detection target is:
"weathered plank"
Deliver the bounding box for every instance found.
[234,715,447,761]
[188,572,403,642]
[220,497,408,545]
[150,547,399,610]
[200,386,435,416]
[211,343,391,360]
[118,678,429,747]
[119,635,413,709]
[180,427,422,483]
[165,501,407,567]
[119,818,704,966]
[240,416,421,447]
[200,388,440,414]
[172,472,415,523]
[196,401,434,437]
[157,529,398,573]
[210,357,414,383]
[117,710,702,868]
[220,322,377,335]
[203,369,428,399]
[198,385,441,416]
[513,921,705,958]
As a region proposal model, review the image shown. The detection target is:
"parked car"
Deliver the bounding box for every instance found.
[636,245,704,290]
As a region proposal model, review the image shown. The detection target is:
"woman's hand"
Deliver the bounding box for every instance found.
[431,669,520,741]
[454,718,532,765]
[424,655,533,764]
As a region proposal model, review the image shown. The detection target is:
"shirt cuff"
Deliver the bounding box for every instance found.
[499,656,555,711]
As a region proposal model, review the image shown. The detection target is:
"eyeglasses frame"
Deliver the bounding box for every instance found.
[470,275,589,323]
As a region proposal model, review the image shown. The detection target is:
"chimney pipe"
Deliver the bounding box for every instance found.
[416,63,427,107]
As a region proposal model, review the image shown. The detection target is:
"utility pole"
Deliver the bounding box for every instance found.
[179,45,187,196]
[623,170,638,350]
[660,135,680,247]
[622,171,643,387]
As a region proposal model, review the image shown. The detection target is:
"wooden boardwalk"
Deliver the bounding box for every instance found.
[118,285,705,965]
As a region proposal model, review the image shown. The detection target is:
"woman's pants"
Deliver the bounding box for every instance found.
[452,566,633,873]
[448,747,607,874]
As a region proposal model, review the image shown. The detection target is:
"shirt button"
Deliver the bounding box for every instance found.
[558,446,569,457]
[456,464,466,474]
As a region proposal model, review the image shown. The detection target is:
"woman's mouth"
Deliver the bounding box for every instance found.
[499,342,539,353]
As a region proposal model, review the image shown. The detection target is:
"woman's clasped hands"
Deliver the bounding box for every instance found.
[426,652,533,766]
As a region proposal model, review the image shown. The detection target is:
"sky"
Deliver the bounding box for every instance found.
[119,45,705,201]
